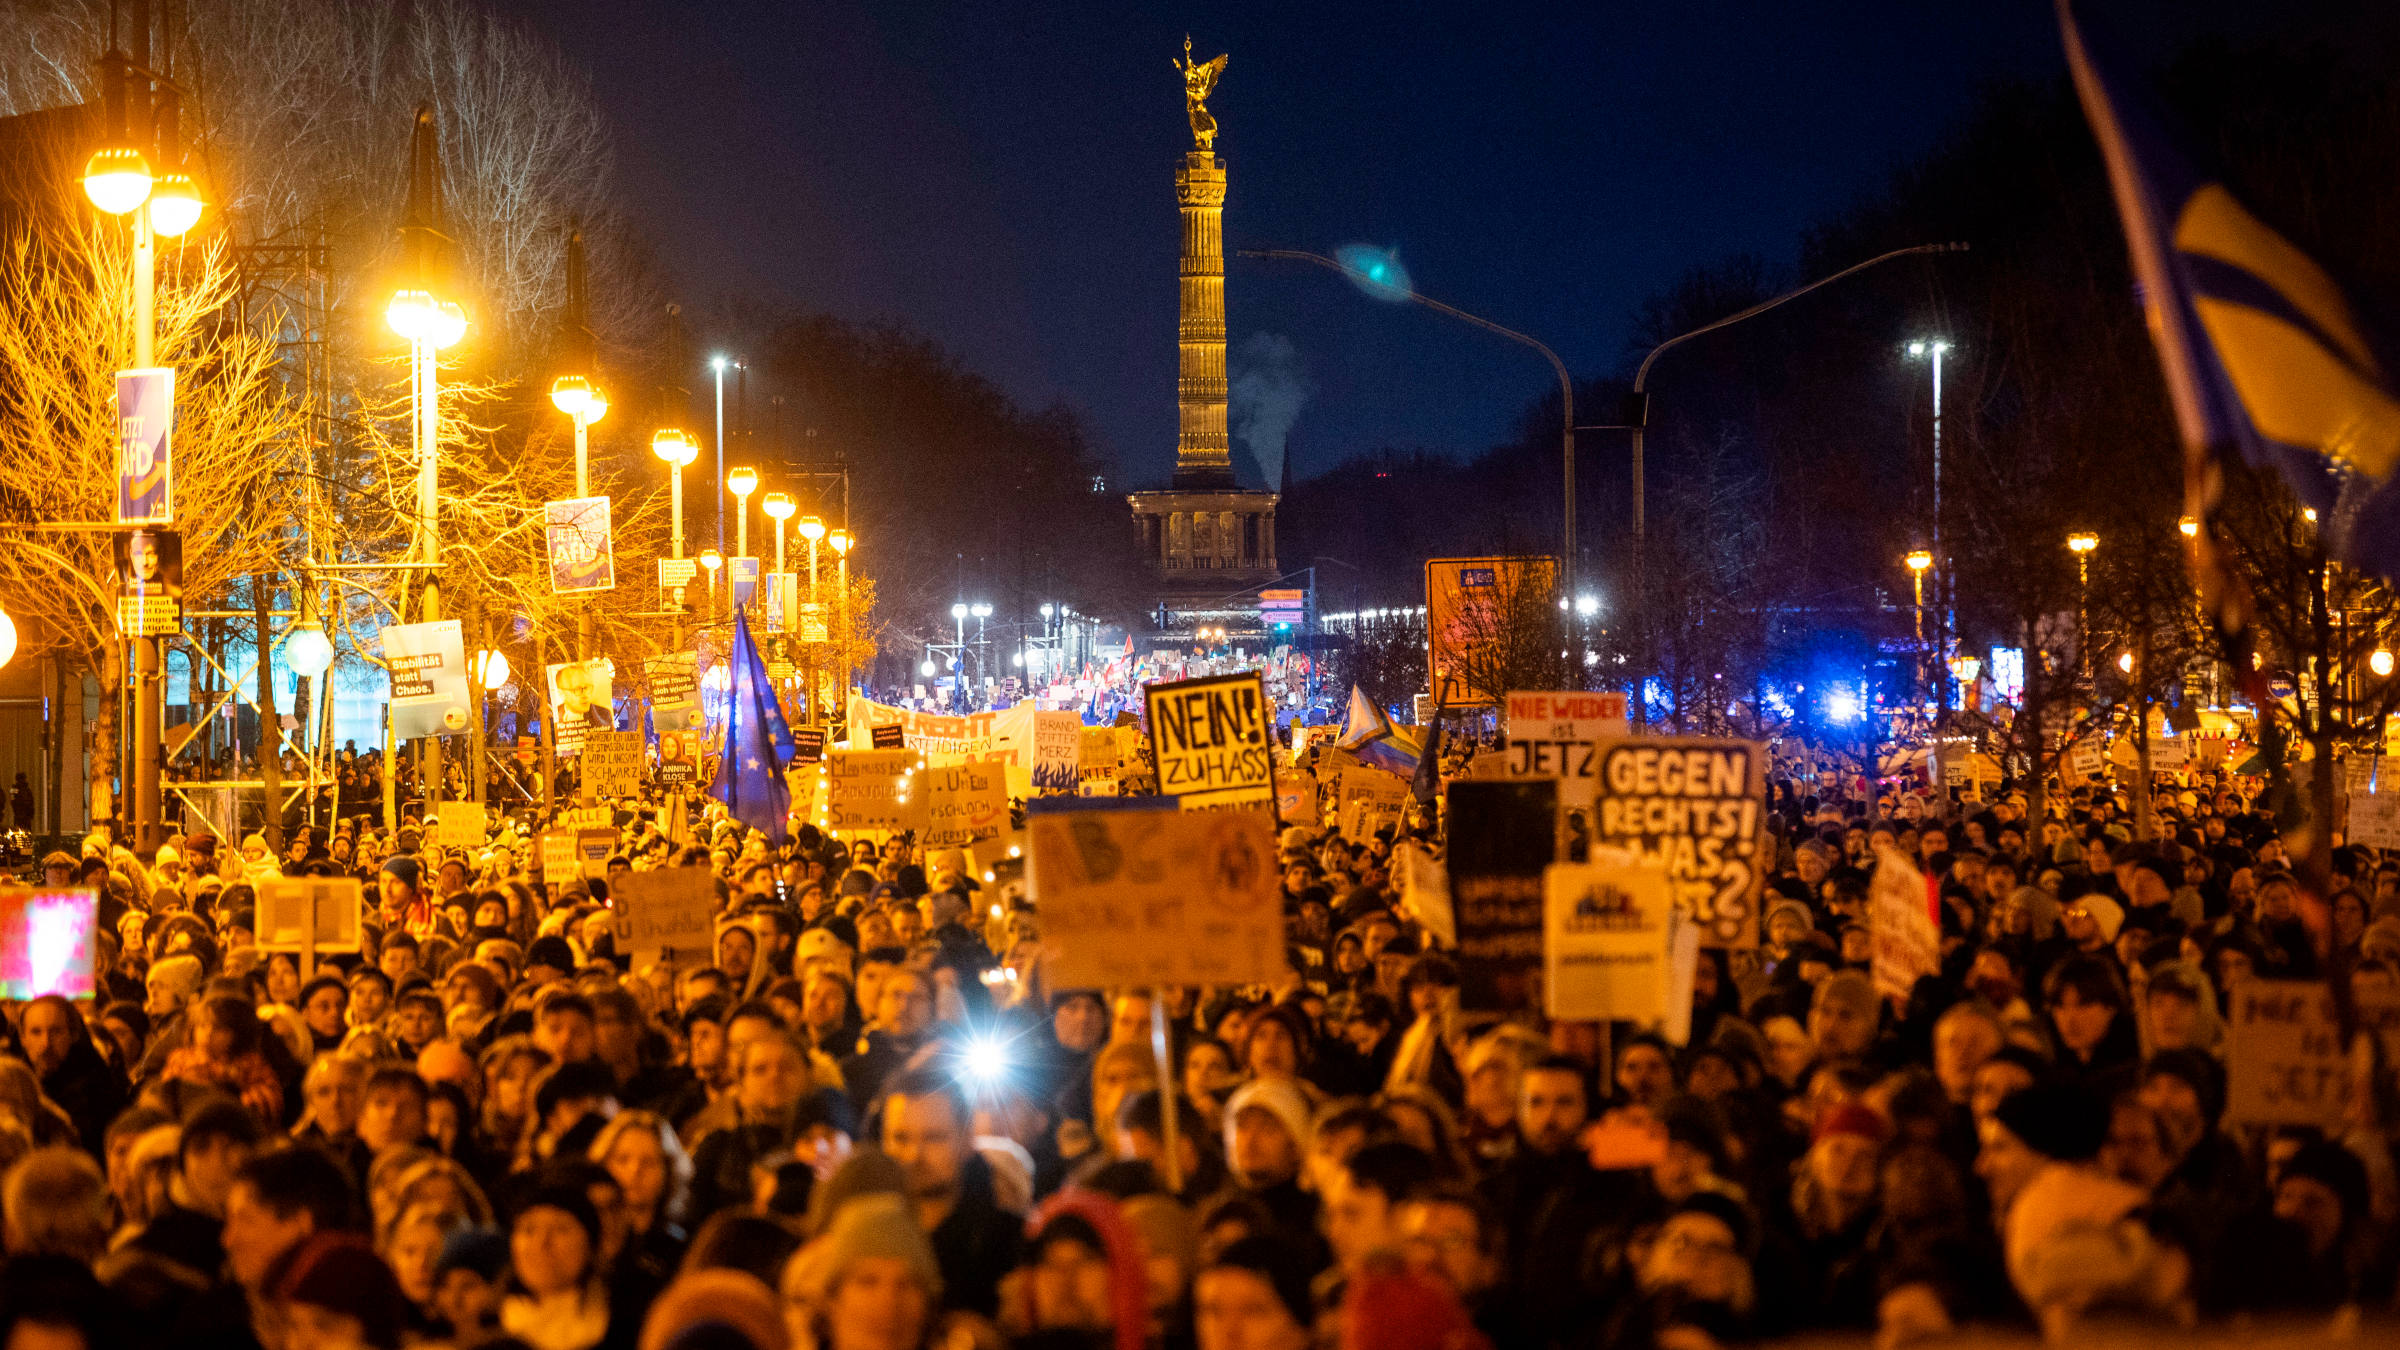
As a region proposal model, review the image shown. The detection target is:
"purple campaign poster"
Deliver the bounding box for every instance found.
[116,368,174,525]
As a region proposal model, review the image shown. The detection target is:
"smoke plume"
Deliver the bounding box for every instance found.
[1230,332,1312,489]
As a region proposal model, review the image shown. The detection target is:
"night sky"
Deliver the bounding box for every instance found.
[488,2,2236,489]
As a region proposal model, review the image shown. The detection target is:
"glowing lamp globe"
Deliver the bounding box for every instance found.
[797,514,824,542]
[550,375,593,417]
[284,621,333,678]
[0,609,17,672]
[2375,649,2396,678]
[81,146,153,216]
[146,172,203,237]
[727,466,759,497]
[429,301,468,350]
[472,648,510,688]
[699,550,722,573]
[828,529,852,556]
[651,429,697,466]
[387,289,436,341]
[761,492,795,522]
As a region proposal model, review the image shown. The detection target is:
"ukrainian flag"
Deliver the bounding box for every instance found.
[2062,0,2400,577]
[1337,685,1423,779]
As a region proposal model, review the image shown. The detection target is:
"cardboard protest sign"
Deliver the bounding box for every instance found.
[384,620,469,739]
[1338,769,1409,840]
[1444,779,1556,1011]
[2068,738,2105,782]
[610,868,717,964]
[845,695,992,761]
[583,730,647,797]
[1587,738,1766,947]
[544,496,616,592]
[646,654,699,733]
[2151,735,2189,770]
[1274,774,1318,824]
[0,889,98,998]
[574,828,616,878]
[925,758,1010,849]
[434,802,486,850]
[2347,758,2400,849]
[540,831,579,881]
[1393,843,1454,947]
[1028,807,1284,987]
[255,878,361,953]
[2226,979,2400,1128]
[1079,727,1124,796]
[1032,710,1082,794]
[1868,848,1942,1006]
[1504,690,1631,811]
[826,750,926,834]
[1543,849,1675,1022]
[1145,672,1275,810]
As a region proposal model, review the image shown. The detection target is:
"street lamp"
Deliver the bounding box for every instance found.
[2068,532,2100,687]
[710,356,731,561]
[727,465,759,569]
[550,375,608,496]
[699,548,722,607]
[0,608,18,672]
[2373,649,2395,678]
[2178,516,2200,539]
[651,429,697,559]
[829,528,852,704]
[1907,340,1953,665]
[761,491,795,574]
[1904,550,1933,643]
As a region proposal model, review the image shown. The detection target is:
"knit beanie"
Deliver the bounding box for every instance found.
[782,1193,942,1305]
[433,1226,510,1282]
[637,1269,789,1350]
[514,1183,603,1255]
[2076,894,2125,943]
[1222,1078,1313,1176]
[1341,1262,1495,1350]
[1204,1235,1313,1329]
[273,1234,405,1350]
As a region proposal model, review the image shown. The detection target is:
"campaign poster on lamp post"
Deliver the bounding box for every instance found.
[382,620,470,739]
[115,368,174,524]
[544,497,616,593]
[545,658,615,758]
[113,528,183,638]
[646,654,700,733]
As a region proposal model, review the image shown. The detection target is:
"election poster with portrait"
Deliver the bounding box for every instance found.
[544,496,616,593]
[646,654,700,734]
[382,620,469,739]
[114,527,183,637]
[545,658,615,757]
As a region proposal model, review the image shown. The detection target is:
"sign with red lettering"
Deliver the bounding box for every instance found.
[1587,738,1766,947]
[1144,671,1276,811]
[1504,689,1633,812]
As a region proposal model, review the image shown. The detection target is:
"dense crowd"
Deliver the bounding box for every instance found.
[0,760,2396,1350]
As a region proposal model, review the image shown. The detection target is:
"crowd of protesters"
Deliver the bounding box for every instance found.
[0,757,2394,1350]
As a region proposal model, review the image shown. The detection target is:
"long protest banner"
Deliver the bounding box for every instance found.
[1587,737,1766,947]
[1028,807,1284,988]
[1145,671,1276,811]
[1443,779,1556,1011]
[845,695,992,761]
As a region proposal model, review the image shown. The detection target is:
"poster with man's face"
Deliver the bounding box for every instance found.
[114,528,183,637]
[546,658,615,757]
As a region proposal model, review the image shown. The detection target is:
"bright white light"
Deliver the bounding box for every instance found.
[962,1037,1010,1083]
[1040,604,1055,617]
[951,603,969,620]
[920,659,936,677]
[387,289,436,341]
[0,609,20,671]
[1576,595,1600,617]
[1826,688,1863,723]
[146,172,203,237]
[284,622,332,678]
[550,375,593,417]
[2117,652,2135,674]
[429,301,467,349]
[81,146,153,216]
[2375,649,2396,678]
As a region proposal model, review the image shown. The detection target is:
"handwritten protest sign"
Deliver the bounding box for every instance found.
[1338,769,1409,840]
[1504,690,1630,811]
[826,750,926,834]
[1079,727,1123,796]
[1032,710,1082,795]
[434,801,486,850]
[256,878,361,953]
[583,730,646,797]
[1543,849,1674,1022]
[1145,672,1275,810]
[1868,848,1942,1005]
[1393,844,1454,947]
[1444,779,1556,1010]
[2068,738,2105,782]
[540,831,578,881]
[1587,738,1765,947]
[925,758,1010,848]
[1029,807,1284,987]
[2226,979,2400,1128]
[610,868,716,964]
[2347,758,2400,849]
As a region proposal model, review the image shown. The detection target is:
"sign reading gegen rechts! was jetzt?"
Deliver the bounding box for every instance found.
[1587,737,1766,947]
[1144,671,1275,811]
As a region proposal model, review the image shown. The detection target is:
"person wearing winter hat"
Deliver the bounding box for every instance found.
[2272,1139,2371,1267]
[1195,1234,1314,1350]
[378,854,431,937]
[272,1232,408,1350]
[2062,892,2124,951]
[502,1183,614,1350]
[1221,1077,1323,1268]
[780,1193,943,1350]
[431,1225,512,1342]
[638,1267,790,1350]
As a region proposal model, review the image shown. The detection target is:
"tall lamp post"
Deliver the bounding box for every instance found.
[1907,339,1953,661]
[2068,532,2100,689]
[710,357,730,562]
[82,42,205,847]
[829,528,853,709]
[1905,550,1933,704]
[551,375,607,658]
[727,466,758,619]
[651,429,696,559]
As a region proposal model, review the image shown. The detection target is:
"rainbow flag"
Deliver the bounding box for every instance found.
[1338,685,1423,779]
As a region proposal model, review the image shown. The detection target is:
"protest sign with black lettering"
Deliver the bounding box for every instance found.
[826,750,927,834]
[583,730,647,797]
[1029,807,1284,988]
[1588,738,1765,947]
[1543,848,1673,1022]
[1444,779,1556,1011]
[610,868,716,964]
[1504,690,1630,810]
[1078,726,1123,796]
[574,828,616,878]
[2225,978,2400,1128]
[925,758,1009,848]
[1338,769,1409,840]
[434,801,486,850]
[1145,672,1275,810]
[2068,738,2105,782]
[2346,757,2400,849]
[1868,848,1942,1006]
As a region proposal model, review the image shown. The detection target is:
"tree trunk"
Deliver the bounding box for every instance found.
[88,645,122,832]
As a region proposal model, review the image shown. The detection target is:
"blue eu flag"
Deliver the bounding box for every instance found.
[709,605,798,843]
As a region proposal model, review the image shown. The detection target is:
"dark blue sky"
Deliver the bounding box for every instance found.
[495,1,2084,487]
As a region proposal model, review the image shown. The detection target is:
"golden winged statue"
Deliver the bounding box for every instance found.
[1174,36,1228,149]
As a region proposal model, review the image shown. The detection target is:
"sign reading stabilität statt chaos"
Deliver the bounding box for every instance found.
[1586,737,1766,947]
[1144,671,1275,811]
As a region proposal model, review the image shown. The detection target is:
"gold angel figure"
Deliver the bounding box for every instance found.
[1175,35,1228,149]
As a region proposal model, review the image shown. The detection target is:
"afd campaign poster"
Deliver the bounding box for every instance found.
[115,368,174,525]
[544,497,616,593]
[1144,671,1275,811]
[646,654,700,734]
[383,620,470,739]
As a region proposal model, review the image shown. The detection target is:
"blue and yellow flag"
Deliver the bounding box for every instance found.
[1337,684,1423,779]
[709,604,797,843]
[2061,0,2400,579]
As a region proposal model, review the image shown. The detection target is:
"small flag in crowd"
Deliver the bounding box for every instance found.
[2061,0,2400,582]
[709,605,797,843]
[1337,684,1423,779]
